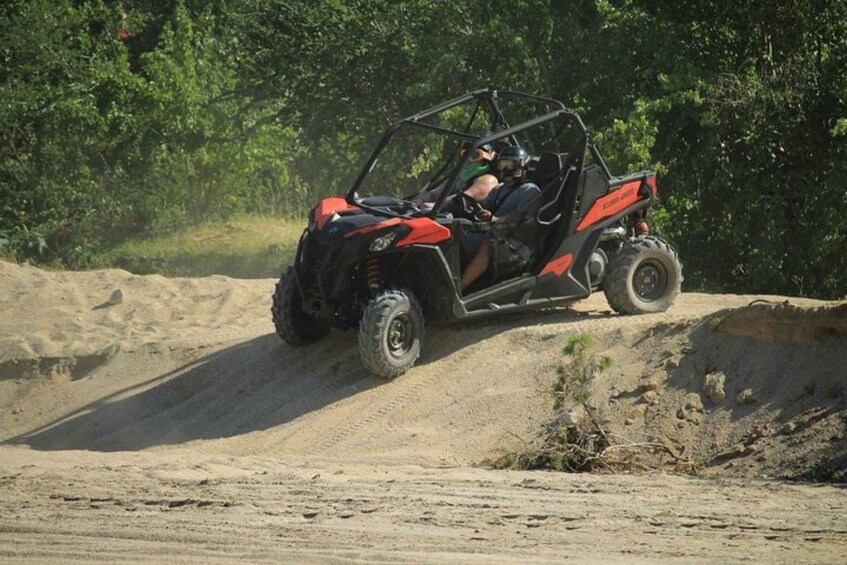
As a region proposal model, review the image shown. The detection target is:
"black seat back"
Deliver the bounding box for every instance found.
[531,152,565,188]
[487,152,572,279]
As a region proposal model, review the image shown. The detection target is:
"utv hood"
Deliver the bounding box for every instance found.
[310,196,449,247]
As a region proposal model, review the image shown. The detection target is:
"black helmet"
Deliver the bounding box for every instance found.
[495,146,529,187]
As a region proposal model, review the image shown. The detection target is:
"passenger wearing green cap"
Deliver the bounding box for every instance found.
[455,143,499,202]
[413,143,498,210]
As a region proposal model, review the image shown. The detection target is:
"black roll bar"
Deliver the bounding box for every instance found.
[346,89,592,213]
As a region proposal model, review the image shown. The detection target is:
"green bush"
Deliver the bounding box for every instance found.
[2,0,845,297]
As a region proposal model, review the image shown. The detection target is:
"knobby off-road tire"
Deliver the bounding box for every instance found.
[604,236,683,314]
[358,288,425,379]
[271,265,329,345]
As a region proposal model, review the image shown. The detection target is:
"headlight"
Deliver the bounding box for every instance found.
[369,231,397,252]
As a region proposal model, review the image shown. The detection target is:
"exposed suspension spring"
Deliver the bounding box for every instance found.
[365,259,382,290]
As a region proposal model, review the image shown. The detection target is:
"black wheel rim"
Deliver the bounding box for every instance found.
[387,312,413,358]
[633,260,668,302]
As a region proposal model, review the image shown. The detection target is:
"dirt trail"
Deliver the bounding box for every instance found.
[2,449,845,564]
[1,260,845,562]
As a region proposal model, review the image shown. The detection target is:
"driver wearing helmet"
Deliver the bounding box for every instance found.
[460,145,540,290]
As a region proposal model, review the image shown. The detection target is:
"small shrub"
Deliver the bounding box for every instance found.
[553,333,612,411]
[491,332,616,473]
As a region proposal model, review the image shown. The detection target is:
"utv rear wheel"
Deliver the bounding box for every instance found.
[359,289,424,379]
[271,265,329,345]
[604,236,682,314]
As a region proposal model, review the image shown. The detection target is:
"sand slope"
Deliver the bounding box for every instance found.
[1,260,845,562]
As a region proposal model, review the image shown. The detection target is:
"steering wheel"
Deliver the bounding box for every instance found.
[457,192,487,221]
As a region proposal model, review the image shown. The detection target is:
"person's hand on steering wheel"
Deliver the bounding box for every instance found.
[458,192,490,221]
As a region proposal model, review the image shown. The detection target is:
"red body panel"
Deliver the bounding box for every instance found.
[342,216,451,247]
[576,180,642,232]
[315,197,357,230]
[395,218,451,247]
[540,253,574,277]
[645,174,657,197]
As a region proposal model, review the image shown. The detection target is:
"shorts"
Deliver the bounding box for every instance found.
[460,232,532,278]
[460,231,487,260]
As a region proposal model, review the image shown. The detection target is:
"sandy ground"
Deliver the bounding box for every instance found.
[1,260,845,562]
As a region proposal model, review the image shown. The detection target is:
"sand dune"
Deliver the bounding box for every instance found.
[1,260,845,562]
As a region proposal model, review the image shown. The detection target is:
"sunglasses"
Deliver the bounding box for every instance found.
[463,147,494,163]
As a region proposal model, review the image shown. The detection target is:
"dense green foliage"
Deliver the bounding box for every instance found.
[2,0,845,297]
[0,0,295,267]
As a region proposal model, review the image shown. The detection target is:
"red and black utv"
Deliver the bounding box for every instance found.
[272,89,682,378]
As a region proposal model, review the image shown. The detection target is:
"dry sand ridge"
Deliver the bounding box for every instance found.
[1,260,845,562]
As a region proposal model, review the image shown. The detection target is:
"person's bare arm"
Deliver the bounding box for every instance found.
[464,173,498,202]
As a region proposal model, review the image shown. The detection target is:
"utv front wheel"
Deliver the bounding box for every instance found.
[359,289,425,379]
[604,236,682,314]
[271,265,329,345]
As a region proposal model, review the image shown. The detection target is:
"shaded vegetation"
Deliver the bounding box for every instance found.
[92,215,303,278]
[2,0,845,296]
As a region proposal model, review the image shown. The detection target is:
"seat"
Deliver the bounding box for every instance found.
[532,152,569,225]
[532,152,567,189]
[484,152,573,281]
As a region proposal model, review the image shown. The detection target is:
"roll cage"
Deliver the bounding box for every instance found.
[345,89,613,218]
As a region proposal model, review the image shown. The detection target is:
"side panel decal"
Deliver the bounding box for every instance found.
[576,180,642,232]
